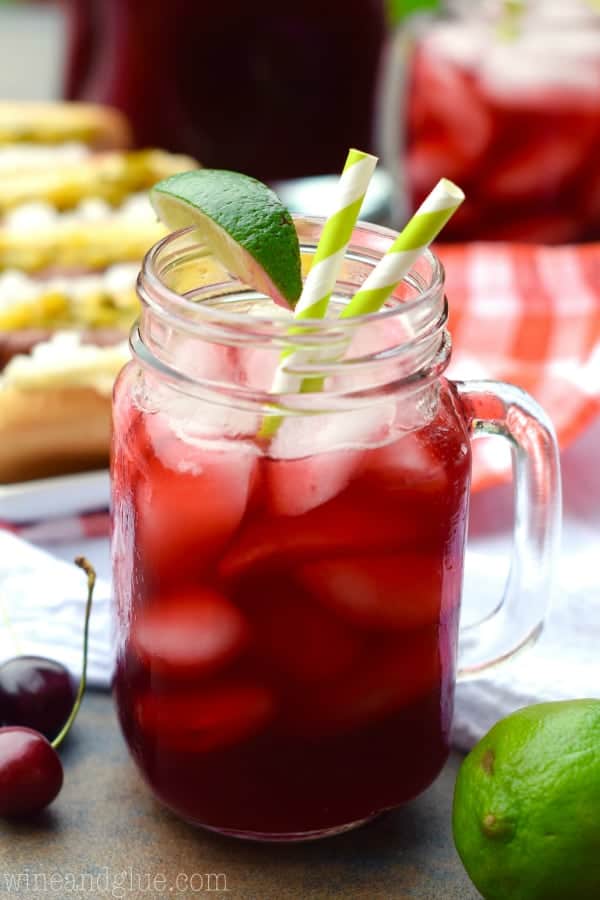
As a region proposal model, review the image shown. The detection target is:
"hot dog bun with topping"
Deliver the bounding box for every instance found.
[0,332,130,483]
[0,102,200,484]
[0,102,131,149]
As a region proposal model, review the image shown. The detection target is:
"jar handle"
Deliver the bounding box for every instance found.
[454,380,562,680]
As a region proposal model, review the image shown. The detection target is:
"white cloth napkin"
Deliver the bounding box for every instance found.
[0,533,113,687]
[2,418,599,749]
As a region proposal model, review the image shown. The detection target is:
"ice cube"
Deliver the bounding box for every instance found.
[363,430,448,495]
[482,35,600,99]
[136,412,257,582]
[264,404,394,516]
[236,344,282,393]
[281,627,441,737]
[131,586,248,679]
[135,682,275,752]
[334,314,419,388]
[269,401,396,460]
[483,131,593,202]
[263,448,363,517]
[139,327,267,439]
[160,336,242,391]
[413,40,495,161]
[426,23,487,71]
[138,377,261,446]
[297,552,443,631]
[219,490,434,582]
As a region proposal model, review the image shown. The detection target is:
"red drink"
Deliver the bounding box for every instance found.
[61,0,384,181]
[381,5,600,241]
[112,370,471,838]
[110,218,560,840]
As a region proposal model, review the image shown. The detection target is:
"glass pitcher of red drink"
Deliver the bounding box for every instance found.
[378,0,600,241]
[111,217,560,840]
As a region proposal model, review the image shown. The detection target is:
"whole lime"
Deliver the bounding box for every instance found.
[453,700,600,900]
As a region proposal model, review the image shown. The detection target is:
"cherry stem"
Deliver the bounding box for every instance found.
[51,557,95,751]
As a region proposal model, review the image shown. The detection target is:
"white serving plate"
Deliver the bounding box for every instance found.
[0,469,110,524]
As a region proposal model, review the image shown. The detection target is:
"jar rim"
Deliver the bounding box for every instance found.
[138,215,445,338]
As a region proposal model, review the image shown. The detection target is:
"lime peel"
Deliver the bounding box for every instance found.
[453,700,600,900]
[151,169,302,309]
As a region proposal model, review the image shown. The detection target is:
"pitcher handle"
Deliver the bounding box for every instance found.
[454,380,562,681]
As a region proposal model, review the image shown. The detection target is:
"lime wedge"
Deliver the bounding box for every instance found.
[151,169,302,309]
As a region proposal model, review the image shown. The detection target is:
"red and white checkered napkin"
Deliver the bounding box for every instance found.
[3,241,600,542]
[440,242,600,490]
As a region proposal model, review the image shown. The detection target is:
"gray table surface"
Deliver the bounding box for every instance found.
[0,693,481,899]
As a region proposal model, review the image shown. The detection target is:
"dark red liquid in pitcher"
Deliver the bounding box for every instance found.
[406,36,600,242]
[111,376,471,838]
[62,0,385,181]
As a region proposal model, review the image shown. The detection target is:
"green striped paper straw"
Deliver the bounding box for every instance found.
[259,148,377,437]
[294,148,378,320]
[280,177,464,399]
[340,178,464,320]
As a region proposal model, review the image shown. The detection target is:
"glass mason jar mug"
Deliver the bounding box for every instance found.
[111,218,561,841]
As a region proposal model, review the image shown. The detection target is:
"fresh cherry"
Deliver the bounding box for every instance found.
[0,728,63,817]
[0,557,95,817]
[0,657,76,740]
